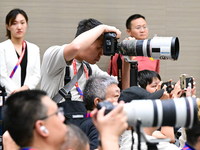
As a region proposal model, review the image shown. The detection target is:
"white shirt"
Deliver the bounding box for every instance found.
[0,39,41,95]
[40,44,109,101]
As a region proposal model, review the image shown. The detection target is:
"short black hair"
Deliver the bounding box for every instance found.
[5,8,28,39]
[126,14,145,30]
[2,90,47,147]
[75,18,102,38]
[138,70,161,89]
[185,121,200,147]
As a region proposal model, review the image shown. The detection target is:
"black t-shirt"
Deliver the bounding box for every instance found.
[79,117,99,150]
[16,46,27,86]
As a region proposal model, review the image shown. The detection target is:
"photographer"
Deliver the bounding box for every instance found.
[81,75,120,150]
[118,86,181,150]
[2,89,127,150]
[82,75,167,150]
[137,70,192,99]
[137,70,197,147]
[108,14,160,89]
[138,70,175,143]
[92,101,128,150]
[40,18,130,101]
[137,70,193,143]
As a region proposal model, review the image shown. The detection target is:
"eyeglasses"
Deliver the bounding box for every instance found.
[135,26,148,30]
[40,107,64,120]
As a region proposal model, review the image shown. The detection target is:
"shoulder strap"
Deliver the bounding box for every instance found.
[117,54,122,90]
[64,61,92,85]
[64,66,71,85]
[52,63,84,103]
[109,56,113,75]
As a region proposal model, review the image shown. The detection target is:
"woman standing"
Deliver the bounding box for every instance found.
[0,8,40,95]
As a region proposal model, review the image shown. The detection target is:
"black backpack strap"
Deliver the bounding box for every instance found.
[64,66,72,101]
[117,54,122,90]
[64,66,71,85]
[64,61,92,86]
[61,60,92,102]
[52,63,84,103]
[109,56,113,75]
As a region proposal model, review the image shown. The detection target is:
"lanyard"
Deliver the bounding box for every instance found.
[9,41,26,78]
[85,112,92,118]
[182,144,194,150]
[183,146,191,150]
[20,148,38,150]
[73,59,88,99]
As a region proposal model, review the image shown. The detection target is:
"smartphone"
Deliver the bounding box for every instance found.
[186,77,193,89]
[180,74,193,90]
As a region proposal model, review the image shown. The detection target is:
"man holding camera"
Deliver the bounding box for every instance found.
[108,14,160,89]
[40,18,130,101]
[118,86,182,150]
[80,75,120,149]
[2,89,128,150]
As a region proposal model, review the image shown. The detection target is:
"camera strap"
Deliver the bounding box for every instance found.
[52,63,84,103]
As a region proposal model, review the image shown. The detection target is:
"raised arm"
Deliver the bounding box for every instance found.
[63,24,121,62]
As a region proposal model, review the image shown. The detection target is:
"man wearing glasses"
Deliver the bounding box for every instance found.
[2,90,67,150]
[108,14,160,89]
[2,89,90,150]
[2,90,128,150]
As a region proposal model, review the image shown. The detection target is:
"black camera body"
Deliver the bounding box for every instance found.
[103,32,118,56]
[97,100,116,115]
[161,81,173,93]
[103,32,180,60]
